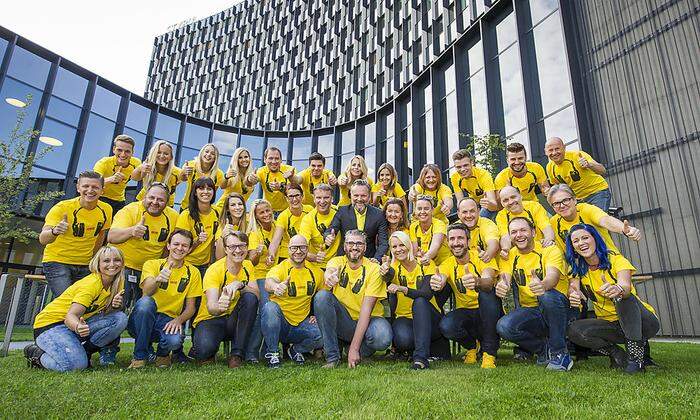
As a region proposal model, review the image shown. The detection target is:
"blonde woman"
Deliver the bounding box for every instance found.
[217,147,256,208]
[408,164,453,223]
[214,192,249,259]
[372,163,406,208]
[180,143,226,210]
[132,140,184,207]
[337,155,375,206]
[24,246,128,372]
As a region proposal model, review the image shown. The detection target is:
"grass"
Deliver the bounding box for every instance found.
[0,342,698,418]
[0,326,132,342]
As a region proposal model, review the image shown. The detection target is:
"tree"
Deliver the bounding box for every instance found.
[0,95,64,243]
[459,133,506,177]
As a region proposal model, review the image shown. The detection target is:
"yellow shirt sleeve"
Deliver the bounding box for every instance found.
[139,259,160,286]
[543,246,565,275]
[363,263,387,299]
[531,202,551,232]
[477,168,495,191]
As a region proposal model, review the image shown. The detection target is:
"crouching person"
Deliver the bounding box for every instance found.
[261,235,323,368]
[191,231,259,368]
[24,246,128,371]
[313,230,393,368]
[127,229,201,368]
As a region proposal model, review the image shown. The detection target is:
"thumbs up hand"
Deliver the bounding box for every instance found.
[337,174,348,187]
[246,173,258,185]
[265,253,276,267]
[76,317,90,337]
[598,274,624,299]
[132,216,148,238]
[226,167,238,179]
[430,267,446,291]
[417,249,431,266]
[111,289,125,308]
[156,262,173,287]
[622,219,641,241]
[273,278,289,296]
[528,269,545,296]
[282,167,295,180]
[198,229,208,244]
[316,249,326,263]
[141,162,153,173]
[495,274,510,299]
[223,223,234,237]
[111,166,126,184]
[478,247,491,263]
[183,165,194,177]
[325,229,336,247]
[407,186,417,202]
[217,287,233,313]
[569,288,585,308]
[462,272,478,291]
[577,152,590,168]
[53,214,69,236]
[379,255,391,276]
[325,267,339,288]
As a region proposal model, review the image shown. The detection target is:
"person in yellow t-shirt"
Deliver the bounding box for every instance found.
[457,198,500,263]
[191,231,259,367]
[132,140,186,207]
[544,137,610,210]
[450,149,498,219]
[496,186,555,258]
[179,143,227,211]
[299,184,340,268]
[565,224,659,373]
[383,198,410,239]
[407,164,453,224]
[39,171,113,297]
[176,178,220,276]
[314,230,393,368]
[261,235,324,367]
[298,152,338,206]
[384,231,442,370]
[494,217,573,371]
[547,184,641,253]
[409,196,451,266]
[24,246,128,372]
[93,134,141,214]
[249,147,297,213]
[494,142,549,203]
[337,155,375,206]
[372,163,407,209]
[217,147,257,207]
[268,184,313,264]
[214,192,249,260]
[432,223,500,368]
[126,229,201,368]
[108,183,179,308]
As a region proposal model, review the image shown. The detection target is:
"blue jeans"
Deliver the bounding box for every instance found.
[192,292,258,360]
[244,279,270,360]
[42,262,90,297]
[261,301,322,354]
[582,188,611,211]
[127,296,184,361]
[496,289,570,356]
[313,290,393,363]
[35,311,128,372]
[123,267,143,310]
[392,297,443,364]
[439,289,503,355]
[479,207,498,220]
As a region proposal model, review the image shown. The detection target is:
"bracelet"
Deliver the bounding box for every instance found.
[51,227,59,236]
[615,284,625,295]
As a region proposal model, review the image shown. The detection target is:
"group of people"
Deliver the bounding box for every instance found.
[23,133,660,374]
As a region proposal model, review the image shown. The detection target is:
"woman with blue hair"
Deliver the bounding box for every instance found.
[565,224,659,373]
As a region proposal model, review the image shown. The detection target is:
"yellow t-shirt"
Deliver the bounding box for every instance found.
[496,200,551,241]
[371,182,406,208]
[111,202,179,271]
[298,168,336,206]
[577,253,655,322]
[439,251,499,309]
[267,260,324,326]
[42,198,113,265]
[140,258,202,318]
[192,259,255,327]
[33,273,111,329]
[93,155,142,202]
[550,203,619,253]
[502,243,567,308]
[213,217,247,241]
[494,161,547,202]
[546,151,608,200]
[390,260,440,318]
[135,167,182,207]
[256,164,294,212]
[450,167,495,202]
[354,208,367,231]
[248,225,277,279]
[217,174,255,209]
[326,256,386,319]
[409,219,451,265]
[412,183,453,223]
[180,160,226,210]
[299,207,340,268]
[175,208,220,266]
[469,217,500,252]
[338,177,375,206]
[275,205,313,259]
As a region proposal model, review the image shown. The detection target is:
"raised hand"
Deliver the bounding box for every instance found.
[478,247,491,263]
[325,267,340,288]
[528,269,545,296]
[577,152,589,169]
[111,290,125,308]
[598,274,624,299]
[76,317,90,337]
[622,219,641,241]
[328,173,338,186]
[226,167,238,179]
[217,287,232,313]
[495,274,510,299]
[282,167,295,180]
[337,174,348,187]
[379,255,391,276]
[462,271,478,291]
[325,229,336,248]
[386,283,401,294]
[198,229,208,244]
[53,214,69,236]
[132,216,148,238]
[273,278,289,296]
[157,262,174,288]
[111,166,126,184]
[429,267,445,291]
[141,162,153,173]
[569,289,585,308]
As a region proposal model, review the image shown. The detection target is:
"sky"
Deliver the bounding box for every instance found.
[2,1,238,95]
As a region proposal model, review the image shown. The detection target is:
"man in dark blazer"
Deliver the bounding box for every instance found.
[324,179,388,262]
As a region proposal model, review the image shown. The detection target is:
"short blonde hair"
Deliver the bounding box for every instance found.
[389,231,414,264]
[343,155,369,182]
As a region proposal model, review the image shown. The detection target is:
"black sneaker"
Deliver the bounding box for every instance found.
[286,345,305,365]
[172,349,192,364]
[265,352,281,368]
[24,344,45,369]
[411,360,429,370]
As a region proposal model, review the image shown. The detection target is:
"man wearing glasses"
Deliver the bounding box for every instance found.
[260,235,324,368]
[547,184,641,252]
[314,230,393,368]
[267,185,313,266]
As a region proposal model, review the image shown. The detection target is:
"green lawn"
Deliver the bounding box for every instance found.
[0,342,698,418]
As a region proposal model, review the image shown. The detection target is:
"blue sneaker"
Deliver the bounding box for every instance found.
[99,346,119,366]
[546,352,573,371]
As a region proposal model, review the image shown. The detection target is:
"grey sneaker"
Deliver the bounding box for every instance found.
[265,352,281,368]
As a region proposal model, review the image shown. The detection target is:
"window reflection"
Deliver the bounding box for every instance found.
[497,46,527,136]
[292,136,312,172]
[91,85,121,120]
[155,112,182,143]
[52,68,88,106]
[364,121,376,147]
[7,46,51,89]
[239,134,265,159]
[468,40,484,78]
[46,96,82,127]
[0,78,42,140]
[507,129,530,156]
[34,118,77,175]
[184,122,211,149]
[529,0,559,26]
[446,91,459,154]
[266,136,289,162]
[544,105,578,144]
[76,113,115,174]
[341,128,355,154]
[0,38,7,62]
[469,70,489,135]
[212,129,238,156]
[125,101,151,131]
[364,145,376,179]
[533,11,573,116]
[495,13,517,54]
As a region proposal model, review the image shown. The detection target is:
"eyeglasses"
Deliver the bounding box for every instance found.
[289,245,308,252]
[551,197,574,209]
[345,242,365,248]
[226,244,248,251]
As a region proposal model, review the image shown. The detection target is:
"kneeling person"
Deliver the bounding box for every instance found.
[127,229,201,368]
[262,235,323,368]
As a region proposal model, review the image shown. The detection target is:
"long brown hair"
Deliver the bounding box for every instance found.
[220,192,248,232]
